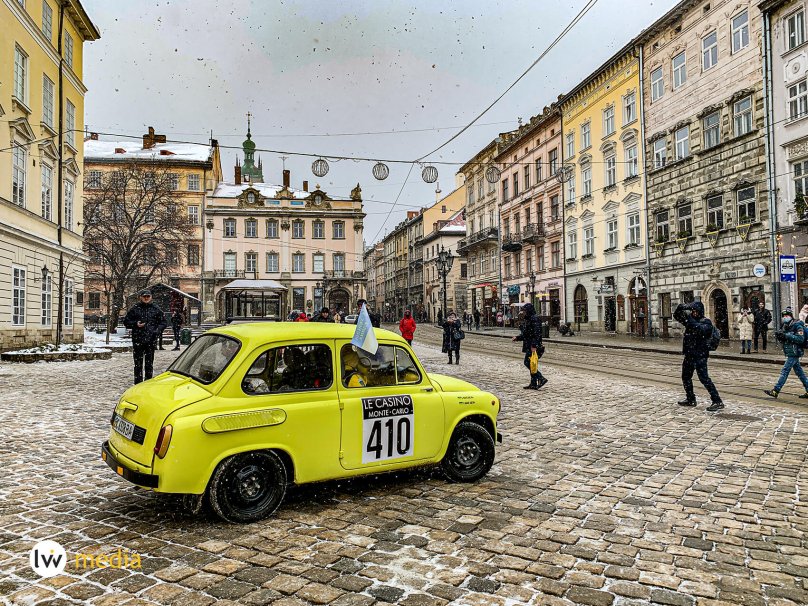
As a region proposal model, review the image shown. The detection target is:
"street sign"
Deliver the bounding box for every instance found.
[753,264,766,278]
[780,255,797,283]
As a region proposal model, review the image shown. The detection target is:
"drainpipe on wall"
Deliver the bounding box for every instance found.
[560,111,567,331]
[55,1,66,345]
[638,45,653,339]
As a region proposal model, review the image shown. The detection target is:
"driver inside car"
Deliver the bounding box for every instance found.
[342,347,369,388]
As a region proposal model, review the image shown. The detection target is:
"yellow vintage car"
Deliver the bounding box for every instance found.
[102,323,501,522]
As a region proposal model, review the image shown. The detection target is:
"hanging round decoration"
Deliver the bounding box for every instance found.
[485,165,501,183]
[421,165,438,183]
[312,157,330,178]
[555,163,574,184]
[372,162,390,180]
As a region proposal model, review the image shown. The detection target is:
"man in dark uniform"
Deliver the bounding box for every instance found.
[673,301,723,411]
[356,299,380,328]
[123,289,167,384]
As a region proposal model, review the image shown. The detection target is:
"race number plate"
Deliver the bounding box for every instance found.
[361,395,414,464]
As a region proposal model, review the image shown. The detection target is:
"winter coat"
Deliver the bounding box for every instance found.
[123,302,167,345]
[673,302,713,359]
[295,314,309,322]
[514,313,543,354]
[753,307,772,330]
[736,312,754,340]
[312,313,334,323]
[399,317,416,341]
[442,319,462,352]
[473,310,480,322]
[778,320,806,358]
[170,311,184,328]
[368,311,381,328]
[800,305,808,323]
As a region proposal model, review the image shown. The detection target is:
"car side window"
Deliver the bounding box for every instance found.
[342,344,414,388]
[242,344,332,395]
[395,347,421,384]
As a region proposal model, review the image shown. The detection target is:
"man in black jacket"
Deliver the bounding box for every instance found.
[123,289,168,384]
[752,301,772,352]
[512,303,547,390]
[312,306,334,322]
[673,301,723,411]
[356,299,381,328]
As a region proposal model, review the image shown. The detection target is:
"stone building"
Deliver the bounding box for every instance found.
[363,242,384,315]
[406,210,425,318]
[423,206,467,322]
[761,0,808,313]
[495,107,565,327]
[642,0,768,339]
[561,43,648,334]
[0,0,99,350]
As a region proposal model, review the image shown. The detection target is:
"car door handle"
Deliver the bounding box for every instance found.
[421,387,434,392]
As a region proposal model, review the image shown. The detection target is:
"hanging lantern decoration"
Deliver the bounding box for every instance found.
[485,165,501,183]
[421,164,438,184]
[372,162,390,181]
[312,157,329,178]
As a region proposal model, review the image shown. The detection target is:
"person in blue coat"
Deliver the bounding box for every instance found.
[764,308,808,399]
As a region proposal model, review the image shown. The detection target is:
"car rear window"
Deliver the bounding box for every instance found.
[169,334,241,384]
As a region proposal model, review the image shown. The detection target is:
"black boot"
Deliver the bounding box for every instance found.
[678,399,696,407]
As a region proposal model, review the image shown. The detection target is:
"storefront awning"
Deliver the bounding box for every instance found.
[149,283,201,303]
[221,279,287,292]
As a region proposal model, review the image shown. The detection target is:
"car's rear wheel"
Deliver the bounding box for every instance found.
[208,451,287,523]
[440,421,495,482]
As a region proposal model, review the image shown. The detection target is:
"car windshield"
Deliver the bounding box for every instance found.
[169,334,241,384]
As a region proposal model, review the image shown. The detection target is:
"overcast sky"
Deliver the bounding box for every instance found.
[82,0,679,245]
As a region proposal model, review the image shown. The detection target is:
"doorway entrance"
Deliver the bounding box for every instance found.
[328,288,350,315]
[628,277,648,336]
[604,297,616,332]
[710,289,730,339]
[574,285,588,331]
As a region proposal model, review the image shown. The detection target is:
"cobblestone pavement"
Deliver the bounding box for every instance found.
[1,340,807,606]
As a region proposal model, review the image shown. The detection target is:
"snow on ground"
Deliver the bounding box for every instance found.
[5,343,111,354]
[83,328,132,346]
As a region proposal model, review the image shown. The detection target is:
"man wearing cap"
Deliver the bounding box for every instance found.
[764,308,808,399]
[673,300,724,411]
[123,289,168,384]
[312,306,334,322]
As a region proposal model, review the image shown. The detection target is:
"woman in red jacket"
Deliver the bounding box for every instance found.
[399,310,416,345]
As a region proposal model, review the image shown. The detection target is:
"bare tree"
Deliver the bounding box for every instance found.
[83,160,195,342]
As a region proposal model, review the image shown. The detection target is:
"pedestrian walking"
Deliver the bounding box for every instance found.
[442,311,463,364]
[399,310,416,345]
[736,307,754,354]
[123,289,167,384]
[753,301,772,352]
[170,308,185,351]
[673,301,723,411]
[764,308,808,399]
[437,308,443,325]
[512,303,547,390]
[473,308,480,331]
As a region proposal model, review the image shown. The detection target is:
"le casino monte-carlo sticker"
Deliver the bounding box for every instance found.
[361,395,414,464]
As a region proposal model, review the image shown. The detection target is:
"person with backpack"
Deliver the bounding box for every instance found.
[764,308,808,399]
[673,301,724,411]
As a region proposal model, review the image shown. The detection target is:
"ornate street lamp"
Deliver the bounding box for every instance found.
[436,245,454,320]
[529,271,536,307]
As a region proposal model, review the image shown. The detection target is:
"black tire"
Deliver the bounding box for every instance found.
[208,451,287,523]
[440,421,495,482]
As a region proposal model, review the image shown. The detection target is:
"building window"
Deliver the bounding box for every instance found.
[706,194,724,229]
[187,174,200,191]
[311,220,324,239]
[566,177,576,206]
[678,204,692,237]
[732,11,749,52]
[794,160,808,200]
[168,173,179,190]
[523,164,531,189]
[41,273,52,327]
[14,46,27,102]
[478,179,483,199]
[292,220,304,239]
[582,164,592,196]
[603,105,615,136]
[607,219,618,249]
[292,253,305,273]
[549,149,558,174]
[504,256,511,278]
[672,52,686,89]
[584,226,594,256]
[87,170,102,189]
[535,158,542,182]
[656,210,670,242]
[537,245,545,271]
[187,205,199,225]
[333,221,345,239]
[566,132,575,158]
[737,186,756,223]
[734,96,753,136]
[502,179,509,201]
[224,252,237,276]
[63,180,73,230]
[88,292,101,310]
[651,67,664,101]
[41,164,52,220]
[12,266,26,326]
[187,244,200,266]
[551,241,561,267]
[703,111,721,149]
[787,11,805,50]
[246,253,257,273]
[702,31,718,70]
[42,75,54,127]
[627,213,641,245]
[513,172,519,196]
[64,31,73,68]
[625,144,638,178]
[605,152,616,186]
[567,230,578,259]
[623,91,636,124]
[550,195,560,221]
[266,252,279,273]
[42,1,53,41]
[65,100,75,147]
[467,186,474,205]
[63,279,73,327]
[266,219,278,238]
[224,218,236,237]
[293,288,305,310]
[245,218,257,237]
[788,80,808,121]
[675,126,690,160]
[653,138,667,168]
[581,121,591,149]
[333,254,345,273]
[313,253,324,273]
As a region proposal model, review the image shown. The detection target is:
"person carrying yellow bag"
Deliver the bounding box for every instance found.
[512,303,547,390]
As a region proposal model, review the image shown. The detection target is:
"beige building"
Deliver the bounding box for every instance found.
[0,0,100,349]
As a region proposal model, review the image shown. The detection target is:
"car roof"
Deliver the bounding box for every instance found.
[207,322,405,348]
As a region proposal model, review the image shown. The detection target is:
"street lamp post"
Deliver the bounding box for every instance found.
[529,271,536,309]
[436,245,454,319]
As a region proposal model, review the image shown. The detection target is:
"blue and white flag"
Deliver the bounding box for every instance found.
[351,304,379,354]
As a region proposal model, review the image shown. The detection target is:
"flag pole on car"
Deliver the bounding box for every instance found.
[351,303,379,354]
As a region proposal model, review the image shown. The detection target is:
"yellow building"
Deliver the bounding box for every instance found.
[561,42,648,334]
[0,0,100,349]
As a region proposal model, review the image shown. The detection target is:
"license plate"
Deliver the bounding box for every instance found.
[112,414,135,440]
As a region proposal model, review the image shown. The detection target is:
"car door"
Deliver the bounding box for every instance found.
[336,340,445,470]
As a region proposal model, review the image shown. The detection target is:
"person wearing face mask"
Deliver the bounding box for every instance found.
[764,308,808,399]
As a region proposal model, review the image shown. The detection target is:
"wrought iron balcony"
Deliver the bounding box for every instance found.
[501,232,523,252]
[323,270,365,280]
[521,223,545,243]
[207,269,246,280]
[469,226,499,245]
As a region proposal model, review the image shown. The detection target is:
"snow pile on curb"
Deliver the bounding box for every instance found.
[6,343,111,354]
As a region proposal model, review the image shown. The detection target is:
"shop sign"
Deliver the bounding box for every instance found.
[753,264,766,278]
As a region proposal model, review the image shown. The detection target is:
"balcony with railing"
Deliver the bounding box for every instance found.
[205,269,247,280]
[458,227,499,253]
[501,232,523,252]
[521,223,545,243]
[323,270,365,280]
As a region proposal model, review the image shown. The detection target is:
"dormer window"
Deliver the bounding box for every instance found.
[247,192,256,204]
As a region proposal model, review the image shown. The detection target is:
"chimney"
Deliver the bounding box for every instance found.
[210,138,218,148]
[142,126,166,149]
[283,169,290,188]
[303,180,308,192]
[235,158,242,185]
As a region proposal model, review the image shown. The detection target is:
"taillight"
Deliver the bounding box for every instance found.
[154,425,173,458]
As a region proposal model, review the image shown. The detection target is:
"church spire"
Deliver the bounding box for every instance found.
[240,111,263,183]
[246,111,252,139]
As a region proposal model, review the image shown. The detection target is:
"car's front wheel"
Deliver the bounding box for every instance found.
[440,421,495,482]
[208,451,287,523]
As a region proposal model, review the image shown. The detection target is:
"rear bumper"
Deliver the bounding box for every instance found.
[101,441,159,489]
